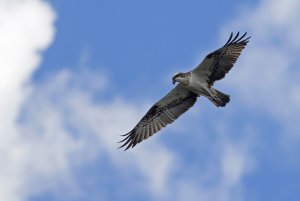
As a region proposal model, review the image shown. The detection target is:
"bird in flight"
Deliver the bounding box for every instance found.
[119,32,250,150]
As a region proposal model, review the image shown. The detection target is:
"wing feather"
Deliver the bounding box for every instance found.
[119,84,197,150]
[192,32,250,85]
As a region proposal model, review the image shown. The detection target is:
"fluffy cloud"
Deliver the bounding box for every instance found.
[0,0,55,200]
[2,0,300,201]
[0,1,175,200]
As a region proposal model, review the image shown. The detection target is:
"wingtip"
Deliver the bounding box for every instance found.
[224,31,250,46]
[232,32,240,42]
[118,145,129,151]
[118,137,128,143]
[118,141,130,150]
[224,32,234,46]
[118,130,135,151]
[245,35,251,43]
[120,132,130,137]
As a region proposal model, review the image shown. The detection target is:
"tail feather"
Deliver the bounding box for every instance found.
[211,89,230,107]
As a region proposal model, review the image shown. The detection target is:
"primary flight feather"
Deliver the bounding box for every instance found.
[119,32,250,150]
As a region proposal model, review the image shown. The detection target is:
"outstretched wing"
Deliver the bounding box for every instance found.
[192,32,250,85]
[119,84,197,151]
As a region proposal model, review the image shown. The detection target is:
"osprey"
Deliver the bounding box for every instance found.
[119,32,250,150]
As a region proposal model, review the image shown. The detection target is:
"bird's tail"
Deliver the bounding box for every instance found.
[210,89,230,107]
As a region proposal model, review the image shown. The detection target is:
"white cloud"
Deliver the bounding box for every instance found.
[186,0,300,200]
[171,0,300,200]
[166,122,256,201]
[19,70,257,200]
[19,68,176,200]
[222,0,300,142]
[2,0,300,201]
[0,0,55,200]
[0,1,175,199]
[165,0,300,199]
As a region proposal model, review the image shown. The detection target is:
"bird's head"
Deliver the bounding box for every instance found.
[172,72,190,86]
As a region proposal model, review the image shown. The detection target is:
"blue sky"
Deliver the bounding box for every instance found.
[36,0,254,97]
[0,0,299,201]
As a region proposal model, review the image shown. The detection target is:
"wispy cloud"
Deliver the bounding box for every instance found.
[2,0,300,201]
[19,68,256,201]
[223,0,300,143]
[173,0,300,200]
[0,1,175,199]
[19,69,176,200]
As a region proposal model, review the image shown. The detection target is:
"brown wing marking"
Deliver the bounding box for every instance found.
[119,90,197,151]
[206,32,250,84]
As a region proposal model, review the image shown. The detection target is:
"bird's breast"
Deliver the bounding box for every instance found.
[187,74,209,95]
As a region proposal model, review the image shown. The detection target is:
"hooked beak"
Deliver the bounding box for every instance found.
[172,78,176,85]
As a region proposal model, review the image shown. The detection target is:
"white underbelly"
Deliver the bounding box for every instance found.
[187,81,208,96]
[188,72,210,96]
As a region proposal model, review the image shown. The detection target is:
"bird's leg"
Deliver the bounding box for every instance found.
[204,84,218,100]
